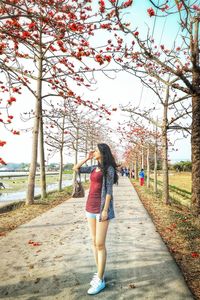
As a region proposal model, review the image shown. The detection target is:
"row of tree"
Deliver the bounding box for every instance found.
[0,0,199,216]
[0,0,118,204]
[99,0,199,216]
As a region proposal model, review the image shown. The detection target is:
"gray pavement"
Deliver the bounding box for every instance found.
[0,177,195,299]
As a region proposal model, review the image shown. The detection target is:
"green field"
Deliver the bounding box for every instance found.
[150,172,191,207]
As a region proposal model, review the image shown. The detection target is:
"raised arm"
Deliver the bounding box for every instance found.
[72,151,95,173]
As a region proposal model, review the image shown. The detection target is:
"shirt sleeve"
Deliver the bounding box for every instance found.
[79,165,93,174]
[106,166,115,196]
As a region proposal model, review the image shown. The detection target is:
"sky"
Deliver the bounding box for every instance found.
[0,1,192,165]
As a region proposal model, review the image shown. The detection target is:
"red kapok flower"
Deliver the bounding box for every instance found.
[68,23,78,31]
[161,4,170,11]
[0,141,6,147]
[12,87,20,93]
[7,97,16,105]
[0,42,6,55]
[95,54,104,65]
[12,130,20,135]
[0,158,7,165]
[99,0,105,13]
[22,31,31,39]
[192,5,200,11]
[147,7,155,17]
[104,55,111,62]
[123,0,133,8]
[28,22,36,29]
[191,252,199,258]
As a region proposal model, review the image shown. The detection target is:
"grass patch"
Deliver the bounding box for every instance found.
[149,172,191,207]
[132,179,200,300]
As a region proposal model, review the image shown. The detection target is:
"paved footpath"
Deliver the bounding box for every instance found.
[0,177,195,300]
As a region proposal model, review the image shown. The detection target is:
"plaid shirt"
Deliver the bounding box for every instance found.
[79,165,115,221]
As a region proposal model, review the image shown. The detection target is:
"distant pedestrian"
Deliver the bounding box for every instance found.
[120,167,124,176]
[139,168,145,186]
[124,167,128,177]
[127,168,130,177]
[73,143,118,295]
[131,169,135,179]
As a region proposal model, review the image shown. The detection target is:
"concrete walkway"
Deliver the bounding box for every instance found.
[0,177,194,300]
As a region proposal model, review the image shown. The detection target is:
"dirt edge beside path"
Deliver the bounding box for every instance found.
[0,183,89,236]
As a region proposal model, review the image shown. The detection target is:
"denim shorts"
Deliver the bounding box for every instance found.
[85,211,100,221]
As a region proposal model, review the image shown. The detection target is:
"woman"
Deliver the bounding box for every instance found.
[73,143,118,295]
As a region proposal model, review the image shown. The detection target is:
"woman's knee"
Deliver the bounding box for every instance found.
[96,242,105,251]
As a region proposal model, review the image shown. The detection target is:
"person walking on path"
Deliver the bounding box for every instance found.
[139,168,145,186]
[73,143,118,295]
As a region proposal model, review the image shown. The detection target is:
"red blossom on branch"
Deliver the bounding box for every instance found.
[123,0,133,8]
[28,22,36,30]
[22,31,31,39]
[0,158,7,165]
[147,7,155,17]
[99,0,105,13]
[11,130,20,135]
[0,42,6,54]
[12,87,21,93]
[7,97,16,105]
[95,54,104,65]
[192,5,200,11]
[161,4,170,11]
[191,252,199,258]
[0,141,6,147]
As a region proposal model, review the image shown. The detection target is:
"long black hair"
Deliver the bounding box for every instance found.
[97,143,118,184]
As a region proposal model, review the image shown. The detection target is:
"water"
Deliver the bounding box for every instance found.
[0,171,58,177]
[0,179,73,203]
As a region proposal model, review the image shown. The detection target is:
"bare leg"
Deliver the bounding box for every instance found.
[96,220,109,280]
[87,218,98,268]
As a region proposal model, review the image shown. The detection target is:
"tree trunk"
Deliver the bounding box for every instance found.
[58,117,65,191]
[73,125,79,184]
[39,97,47,199]
[26,58,42,204]
[58,147,63,192]
[146,144,150,188]
[162,85,170,205]
[154,136,158,193]
[141,147,144,169]
[84,127,88,183]
[191,90,200,216]
[191,18,200,216]
[135,158,138,180]
[90,127,94,166]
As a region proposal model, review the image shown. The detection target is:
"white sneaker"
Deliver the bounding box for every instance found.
[90,273,105,286]
[87,277,106,295]
[90,273,98,285]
